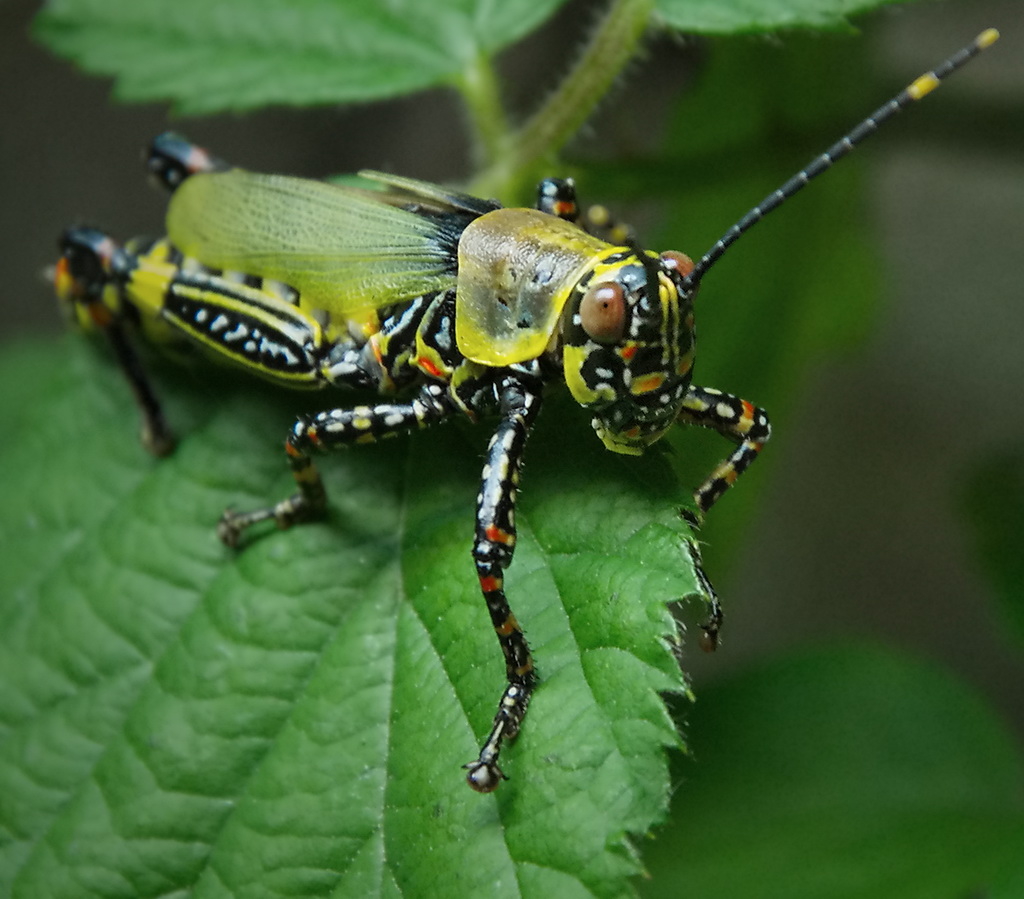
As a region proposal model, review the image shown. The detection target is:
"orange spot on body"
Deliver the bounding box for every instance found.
[496,614,520,635]
[88,304,112,328]
[479,575,502,593]
[618,344,638,361]
[485,525,513,545]
[53,257,70,292]
[417,356,443,378]
[370,336,385,366]
[630,372,666,395]
[293,465,319,485]
[739,400,756,431]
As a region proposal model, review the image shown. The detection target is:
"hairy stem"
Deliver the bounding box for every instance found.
[472,0,654,200]
[456,51,512,170]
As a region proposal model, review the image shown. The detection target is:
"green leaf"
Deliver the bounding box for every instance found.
[640,645,1024,899]
[656,0,913,34]
[0,336,702,898]
[33,0,569,114]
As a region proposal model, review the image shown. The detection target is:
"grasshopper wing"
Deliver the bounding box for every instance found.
[166,169,474,316]
[358,170,500,217]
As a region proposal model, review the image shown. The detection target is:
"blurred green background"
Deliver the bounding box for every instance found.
[1,0,1022,894]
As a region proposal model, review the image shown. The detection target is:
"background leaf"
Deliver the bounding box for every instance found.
[656,0,914,33]
[639,645,1024,899]
[34,0,569,113]
[0,337,701,898]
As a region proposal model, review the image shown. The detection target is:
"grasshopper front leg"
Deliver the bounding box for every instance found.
[676,385,770,650]
[464,371,543,792]
[677,385,771,517]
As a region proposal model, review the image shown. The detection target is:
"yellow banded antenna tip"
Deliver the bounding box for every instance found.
[978,28,1000,49]
[908,73,940,100]
[907,28,1000,101]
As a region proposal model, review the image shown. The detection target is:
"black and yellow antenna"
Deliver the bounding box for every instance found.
[680,28,1000,294]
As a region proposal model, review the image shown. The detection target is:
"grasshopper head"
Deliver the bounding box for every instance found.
[562,248,696,455]
[54,228,130,331]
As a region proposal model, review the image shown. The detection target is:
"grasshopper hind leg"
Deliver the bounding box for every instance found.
[56,228,176,457]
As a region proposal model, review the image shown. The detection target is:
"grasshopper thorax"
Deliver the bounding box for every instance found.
[562,247,696,455]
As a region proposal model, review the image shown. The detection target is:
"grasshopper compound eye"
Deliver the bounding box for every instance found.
[659,250,694,279]
[579,281,626,343]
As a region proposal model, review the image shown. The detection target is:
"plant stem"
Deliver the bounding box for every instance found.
[472,0,654,201]
[456,51,512,173]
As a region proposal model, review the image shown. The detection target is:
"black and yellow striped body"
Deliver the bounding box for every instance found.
[52,138,760,794]
[125,236,333,387]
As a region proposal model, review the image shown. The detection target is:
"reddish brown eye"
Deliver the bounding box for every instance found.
[579,282,626,343]
[660,250,695,278]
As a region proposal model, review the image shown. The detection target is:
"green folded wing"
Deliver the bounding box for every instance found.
[166,170,463,315]
[358,171,500,217]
